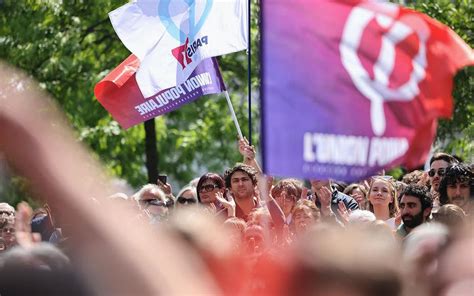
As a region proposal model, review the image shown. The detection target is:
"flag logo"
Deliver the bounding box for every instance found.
[340,5,429,136]
[159,0,214,68]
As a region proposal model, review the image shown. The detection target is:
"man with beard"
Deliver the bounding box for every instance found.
[224,164,260,221]
[396,185,432,238]
[439,163,473,215]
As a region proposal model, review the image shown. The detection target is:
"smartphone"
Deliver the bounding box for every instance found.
[157,174,167,184]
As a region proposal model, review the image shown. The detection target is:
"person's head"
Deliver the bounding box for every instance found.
[175,186,198,207]
[224,164,257,200]
[429,152,458,192]
[398,185,432,231]
[132,184,173,221]
[368,177,399,218]
[402,170,424,185]
[271,179,299,217]
[343,184,368,209]
[0,218,16,249]
[291,199,320,235]
[439,163,473,212]
[196,173,225,204]
[432,204,466,230]
[223,217,246,250]
[347,209,376,224]
[247,207,274,232]
[288,225,402,296]
[243,224,266,255]
[0,203,15,229]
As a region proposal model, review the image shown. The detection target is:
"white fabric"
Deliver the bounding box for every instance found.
[110,0,248,97]
[384,217,397,230]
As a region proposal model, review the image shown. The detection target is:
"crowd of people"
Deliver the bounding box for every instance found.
[0,61,473,296]
[0,135,472,295]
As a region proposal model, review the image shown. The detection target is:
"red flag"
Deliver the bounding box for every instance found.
[94,56,225,129]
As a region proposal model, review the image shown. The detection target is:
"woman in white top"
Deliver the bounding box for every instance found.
[368,176,400,230]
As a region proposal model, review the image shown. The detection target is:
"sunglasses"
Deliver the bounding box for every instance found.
[428,168,445,177]
[177,197,197,204]
[140,199,172,208]
[199,184,219,193]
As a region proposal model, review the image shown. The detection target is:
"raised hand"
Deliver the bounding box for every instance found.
[238,137,256,161]
[216,191,236,217]
[15,202,41,248]
[337,201,351,225]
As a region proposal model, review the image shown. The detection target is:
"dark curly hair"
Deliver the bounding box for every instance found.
[398,184,432,210]
[224,163,257,188]
[439,163,473,206]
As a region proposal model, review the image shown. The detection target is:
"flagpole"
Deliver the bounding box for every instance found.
[247,0,252,145]
[224,90,243,139]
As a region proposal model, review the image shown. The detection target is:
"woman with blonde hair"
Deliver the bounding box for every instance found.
[368,176,399,230]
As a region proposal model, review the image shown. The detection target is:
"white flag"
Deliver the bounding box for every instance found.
[110,0,248,98]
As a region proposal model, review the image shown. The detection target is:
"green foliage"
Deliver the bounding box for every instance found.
[408,0,474,161]
[0,0,471,205]
[0,0,259,202]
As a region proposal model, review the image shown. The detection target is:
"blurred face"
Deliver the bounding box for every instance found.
[176,190,197,207]
[350,187,366,206]
[140,193,170,218]
[199,180,223,204]
[430,160,449,192]
[1,222,16,246]
[369,180,392,208]
[447,181,470,210]
[400,195,426,229]
[0,205,14,227]
[274,189,296,217]
[230,171,255,200]
[293,207,315,234]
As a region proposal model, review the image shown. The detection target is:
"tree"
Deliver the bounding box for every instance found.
[0,0,260,205]
[0,0,471,206]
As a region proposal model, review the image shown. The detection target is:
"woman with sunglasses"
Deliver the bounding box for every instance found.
[175,185,198,208]
[196,173,228,217]
[368,176,400,230]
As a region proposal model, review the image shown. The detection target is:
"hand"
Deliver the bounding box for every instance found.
[15,202,41,249]
[157,179,172,196]
[216,191,236,217]
[238,137,256,161]
[300,187,308,201]
[317,186,333,216]
[337,201,351,225]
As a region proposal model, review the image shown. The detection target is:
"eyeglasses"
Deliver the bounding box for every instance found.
[428,168,445,177]
[199,184,219,193]
[177,197,197,204]
[140,199,173,208]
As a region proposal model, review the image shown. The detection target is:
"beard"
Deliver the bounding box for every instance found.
[402,211,425,229]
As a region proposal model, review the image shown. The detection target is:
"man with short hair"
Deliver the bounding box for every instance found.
[428,152,458,193]
[396,185,432,238]
[439,163,473,215]
[224,163,260,221]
